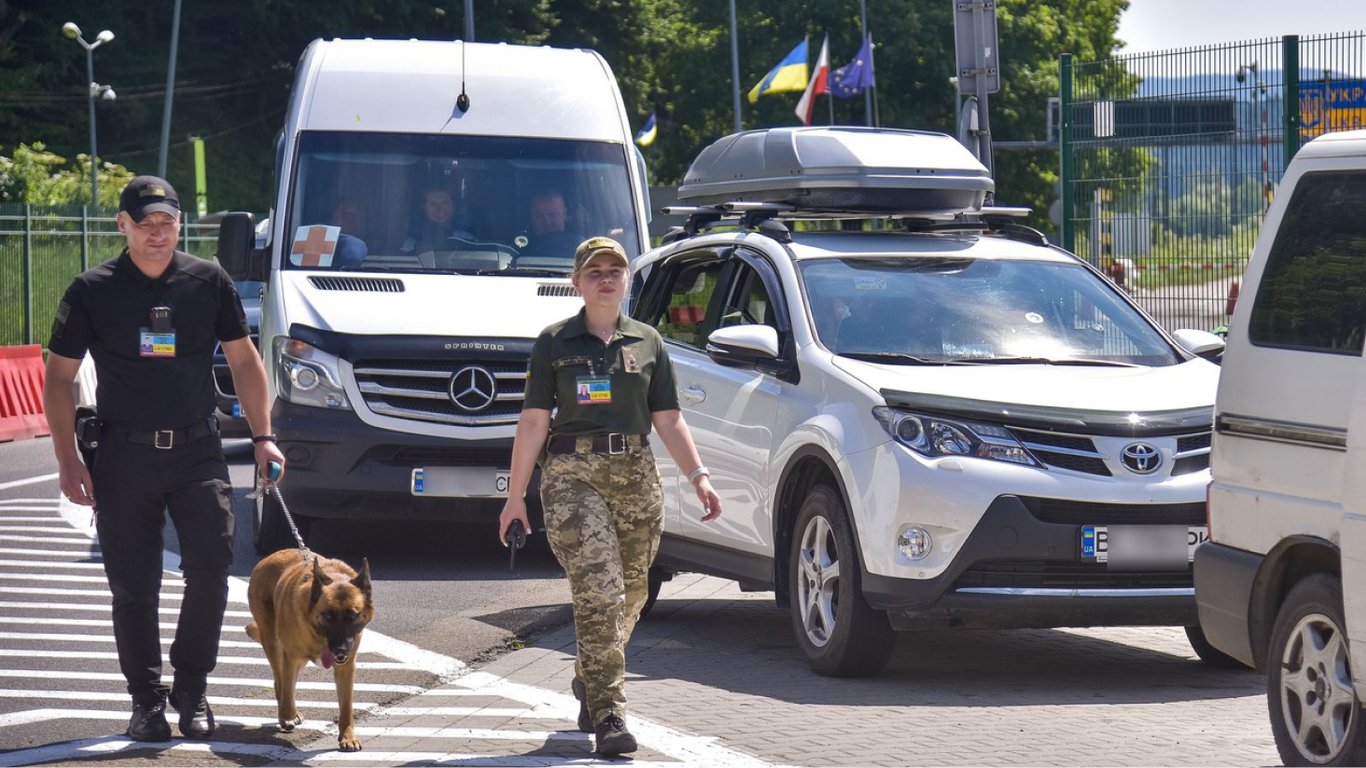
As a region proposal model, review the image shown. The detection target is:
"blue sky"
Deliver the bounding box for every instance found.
[1117,0,1366,52]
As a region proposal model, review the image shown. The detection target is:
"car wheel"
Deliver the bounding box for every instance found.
[1184,624,1249,668]
[252,478,310,555]
[639,567,668,618]
[1267,573,1366,767]
[789,485,895,677]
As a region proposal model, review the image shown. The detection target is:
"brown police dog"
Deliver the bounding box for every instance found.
[245,549,374,752]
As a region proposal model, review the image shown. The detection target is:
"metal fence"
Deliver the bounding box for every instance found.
[0,205,223,347]
[1060,32,1366,333]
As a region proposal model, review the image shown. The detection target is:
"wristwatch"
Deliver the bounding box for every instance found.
[250,434,278,444]
[687,466,710,484]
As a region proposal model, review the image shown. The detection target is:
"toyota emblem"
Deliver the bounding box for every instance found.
[448,366,498,412]
[1120,442,1162,475]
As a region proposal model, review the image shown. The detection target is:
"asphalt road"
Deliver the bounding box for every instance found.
[0,434,572,755]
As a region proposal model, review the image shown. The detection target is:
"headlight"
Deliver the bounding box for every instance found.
[872,406,1039,466]
[273,337,351,410]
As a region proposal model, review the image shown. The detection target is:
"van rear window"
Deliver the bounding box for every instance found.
[1249,171,1366,354]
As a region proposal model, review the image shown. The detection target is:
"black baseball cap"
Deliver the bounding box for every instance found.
[119,176,181,222]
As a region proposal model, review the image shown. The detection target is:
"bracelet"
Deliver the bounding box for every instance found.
[687,466,710,484]
[250,434,278,444]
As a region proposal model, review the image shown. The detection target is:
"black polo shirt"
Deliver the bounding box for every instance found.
[49,249,249,429]
[524,310,679,437]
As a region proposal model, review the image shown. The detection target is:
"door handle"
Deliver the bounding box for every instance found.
[680,385,706,404]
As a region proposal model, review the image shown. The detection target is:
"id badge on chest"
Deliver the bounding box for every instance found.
[139,305,176,357]
[576,375,612,405]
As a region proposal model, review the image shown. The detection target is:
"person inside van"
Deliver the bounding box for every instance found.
[330,198,369,269]
[401,187,477,255]
[515,189,584,265]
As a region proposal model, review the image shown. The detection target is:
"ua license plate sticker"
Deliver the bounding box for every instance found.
[1081,525,1208,569]
[410,467,511,498]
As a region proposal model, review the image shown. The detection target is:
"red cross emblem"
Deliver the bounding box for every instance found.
[291,225,339,267]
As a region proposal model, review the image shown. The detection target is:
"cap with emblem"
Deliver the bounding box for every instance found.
[573,236,629,274]
[119,176,181,222]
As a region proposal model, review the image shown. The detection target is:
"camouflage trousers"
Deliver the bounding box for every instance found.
[540,444,664,725]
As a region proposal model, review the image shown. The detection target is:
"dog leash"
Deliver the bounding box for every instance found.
[247,460,310,553]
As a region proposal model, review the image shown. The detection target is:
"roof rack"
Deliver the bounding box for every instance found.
[659,203,1046,247]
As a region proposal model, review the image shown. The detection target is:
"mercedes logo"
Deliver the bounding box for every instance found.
[448,366,498,412]
[1120,442,1162,475]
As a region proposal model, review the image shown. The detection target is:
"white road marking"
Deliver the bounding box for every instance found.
[0,688,380,711]
[0,526,89,534]
[0,669,423,693]
[0,474,58,492]
[0,601,251,617]
[0,558,104,569]
[0,631,261,648]
[0,649,421,669]
[0,547,98,557]
[3,586,183,599]
[0,572,116,583]
[0,707,330,731]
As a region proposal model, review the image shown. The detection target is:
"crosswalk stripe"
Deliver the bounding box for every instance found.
[0,708,330,731]
[0,473,59,491]
[0,534,99,545]
[0,669,424,693]
[0,558,105,569]
[0,526,88,534]
[3,586,183,599]
[0,649,422,669]
[0,689,380,711]
[0,572,115,583]
[0,601,251,617]
[0,631,261,647]
[0,547,101,557]
[379,707,557,718]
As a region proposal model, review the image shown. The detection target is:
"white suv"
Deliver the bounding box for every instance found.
[634,127,1227,676]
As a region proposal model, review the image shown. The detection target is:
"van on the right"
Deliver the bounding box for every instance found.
[1196,128,1366,766]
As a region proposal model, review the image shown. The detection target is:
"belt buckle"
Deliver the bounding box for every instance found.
[607,433,626,455]
[153,430,175,450]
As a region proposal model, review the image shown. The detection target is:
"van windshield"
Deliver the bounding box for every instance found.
[284,131,640,275]
[802,256,1182,366]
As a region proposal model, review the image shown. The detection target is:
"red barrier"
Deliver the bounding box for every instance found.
[0,345,49,443]
[1225,279,1240,316]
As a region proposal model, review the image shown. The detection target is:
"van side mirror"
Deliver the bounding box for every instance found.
[216,212,264,281]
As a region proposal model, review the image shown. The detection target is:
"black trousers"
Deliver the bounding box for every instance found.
[90,434,235,705]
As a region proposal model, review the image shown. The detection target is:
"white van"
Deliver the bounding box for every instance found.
[216,38,650,552]
[1196,129,1366,766]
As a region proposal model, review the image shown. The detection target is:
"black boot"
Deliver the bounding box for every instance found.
[126,698,171,741]
[570,677,593,733]
[594,713,638,757]
[170,686,215,739]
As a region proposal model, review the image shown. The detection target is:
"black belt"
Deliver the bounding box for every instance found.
[106,418,219,450]
[547,433,647,455]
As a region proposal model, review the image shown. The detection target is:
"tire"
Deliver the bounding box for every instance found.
[788,485,895,677]
[1267,573,1366,767]
[639,567,668,618]
[252,479,310,555]
[1185,624,1250,668]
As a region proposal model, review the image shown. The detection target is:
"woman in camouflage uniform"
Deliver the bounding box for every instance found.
[499,236,721,757]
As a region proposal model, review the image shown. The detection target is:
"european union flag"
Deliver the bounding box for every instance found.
[830,34,875,98]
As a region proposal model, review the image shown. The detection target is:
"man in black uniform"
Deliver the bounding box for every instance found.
[42,176,285,741]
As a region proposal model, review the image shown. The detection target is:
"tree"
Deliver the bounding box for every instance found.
[0,142,133,207]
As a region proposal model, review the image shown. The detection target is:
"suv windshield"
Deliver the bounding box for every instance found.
[284,132,640,275]
[801,256,1181,366]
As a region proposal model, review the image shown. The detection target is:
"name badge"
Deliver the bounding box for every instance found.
[576,376,612,405]
[139,329,176,357]
[622,347,641,374]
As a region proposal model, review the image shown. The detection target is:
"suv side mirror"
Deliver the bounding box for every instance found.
[217,212,265,281]
[1171,328,1226,362]
[705,324,780,367]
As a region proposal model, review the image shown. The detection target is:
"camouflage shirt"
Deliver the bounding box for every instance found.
[524,309,679,436]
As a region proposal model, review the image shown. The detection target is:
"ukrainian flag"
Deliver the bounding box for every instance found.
[748,38,809,104]
[635,110,657,147]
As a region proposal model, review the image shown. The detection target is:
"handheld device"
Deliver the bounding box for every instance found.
[505,519,527,571]
[267,460,282,483]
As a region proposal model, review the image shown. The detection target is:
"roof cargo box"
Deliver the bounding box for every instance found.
[677,127,993,213]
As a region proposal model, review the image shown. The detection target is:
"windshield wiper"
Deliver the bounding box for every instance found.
[480,267,571,277]
[944,355,1139,367]
[840,352,967,365]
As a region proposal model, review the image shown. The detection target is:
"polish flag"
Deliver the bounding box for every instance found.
[796,35,831,125]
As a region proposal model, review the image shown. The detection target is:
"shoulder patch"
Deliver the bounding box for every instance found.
[51,300,71,340]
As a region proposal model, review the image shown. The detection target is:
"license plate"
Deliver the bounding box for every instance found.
[410,467,511,497]
[1081,525,1208,569]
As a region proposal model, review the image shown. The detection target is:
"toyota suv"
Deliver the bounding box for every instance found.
[633,126,1228,676]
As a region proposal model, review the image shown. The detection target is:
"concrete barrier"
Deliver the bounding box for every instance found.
[0,345,50,442]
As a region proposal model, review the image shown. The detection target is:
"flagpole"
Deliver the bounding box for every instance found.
[859,0,872,126]
[869,34,880,127]
[729,0,742,132]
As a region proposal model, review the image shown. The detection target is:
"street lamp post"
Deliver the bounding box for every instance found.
[61,22,115,209]
[1237,62,1270,212]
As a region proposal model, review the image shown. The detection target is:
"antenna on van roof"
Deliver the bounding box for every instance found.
[455,40,470,113]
